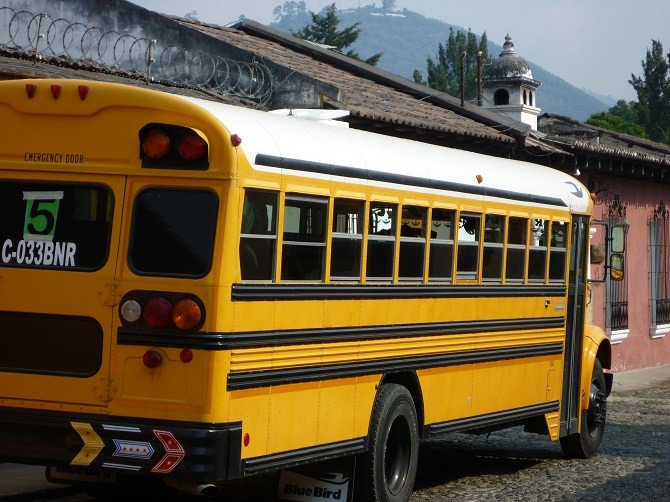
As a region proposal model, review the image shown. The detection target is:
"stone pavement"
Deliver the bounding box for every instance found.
[1,364,669,501]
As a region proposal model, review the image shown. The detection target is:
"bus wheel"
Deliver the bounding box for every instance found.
[560,359,607,459]
[355,384,419,502]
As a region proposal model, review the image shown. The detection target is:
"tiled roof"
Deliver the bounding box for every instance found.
[177,18,523,147]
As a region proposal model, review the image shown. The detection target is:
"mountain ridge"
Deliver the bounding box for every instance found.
[268,6,609,121]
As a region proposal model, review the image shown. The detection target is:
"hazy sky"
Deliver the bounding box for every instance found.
[129,0,670,102]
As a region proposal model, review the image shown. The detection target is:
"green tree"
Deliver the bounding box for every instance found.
[585,112,649,139]
[414,28,489,102]
[607,99,640,124]
[273,1,307,22]
[292,3,383,66]
[629,39,670,143]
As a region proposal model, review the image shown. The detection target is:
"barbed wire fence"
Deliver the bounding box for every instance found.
[0,6,274,102]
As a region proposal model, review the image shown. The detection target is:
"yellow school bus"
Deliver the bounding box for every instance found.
[0,79,611,501]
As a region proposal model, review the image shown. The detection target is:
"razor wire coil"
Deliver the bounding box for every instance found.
[0,7,272,100]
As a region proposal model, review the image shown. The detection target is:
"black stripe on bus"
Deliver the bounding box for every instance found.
[118,317,565,350]
[241,401,559,475]
[226,343,564,390]
[231,283,567,301]
[255,153,568,208]
[424,401,560,437]
[242,438,366,476]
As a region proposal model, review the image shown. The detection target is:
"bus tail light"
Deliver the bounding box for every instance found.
[143,297,173,328]
[139,123,209,170]
[178,132,207,161]
[119,291,206,333]
[172,299,202,330]
[142,129,171,159]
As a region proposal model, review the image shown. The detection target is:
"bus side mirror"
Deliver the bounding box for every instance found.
[610,253,625,281]
[611,225,626,253]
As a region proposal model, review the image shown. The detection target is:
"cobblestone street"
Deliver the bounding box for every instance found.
[409,384,670,501]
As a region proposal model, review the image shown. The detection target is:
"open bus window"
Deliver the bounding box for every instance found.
[330,199,364,281]
[429,208,455,282]
[129,188,217,278]
[367,203,396,281]
[0,182,112,271]
[483,214,505,282]
[529,219,549,282]
[240,190,278,281]
[456,213,481,281]
[399,205,427,281]
[281,195,328,281]
[506,217,528,282]
[549,221,567,282]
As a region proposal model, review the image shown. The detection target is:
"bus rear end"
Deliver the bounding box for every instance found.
[0,79,240,492]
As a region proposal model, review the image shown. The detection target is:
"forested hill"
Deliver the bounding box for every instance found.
[269,6,610,121]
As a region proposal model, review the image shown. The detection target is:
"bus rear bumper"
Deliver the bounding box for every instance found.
[0,407,242,483]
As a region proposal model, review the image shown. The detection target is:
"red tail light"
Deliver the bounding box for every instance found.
[178,133,207,161]
[143,297,172,328]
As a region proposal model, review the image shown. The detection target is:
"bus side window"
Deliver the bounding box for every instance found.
[399,206,427,281]
[330,199,364,281]
[549,221,567,282]
[239,190,278,281]
[456,213,481,281]
[429,208,455,282]
[367,203,396,281]
[506,217,528,282]
[281,195,328,281]
[483,214,505,282]
[529,218,549,282]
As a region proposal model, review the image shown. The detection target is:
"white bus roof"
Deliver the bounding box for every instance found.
[176,96,590,214]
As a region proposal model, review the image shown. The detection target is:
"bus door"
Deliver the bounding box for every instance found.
[0,175,123,408]
[560,215,589,436]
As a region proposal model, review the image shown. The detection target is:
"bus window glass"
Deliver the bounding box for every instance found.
[240,190,278,281]
[483,214,505,282]
[529,219,548,282]
[399,206,426,281]
[0,182,113,271]
[549,221,567,282]
[506,217,528,282]
[130,188,217,277]
[429,208,455,282]
[367,203,396,281]
[330,199,364,281]
[281,196,327,281]
[457,213,481,280]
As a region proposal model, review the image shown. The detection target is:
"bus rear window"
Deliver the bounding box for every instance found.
[129,188,218,277]
[0,182,112,270]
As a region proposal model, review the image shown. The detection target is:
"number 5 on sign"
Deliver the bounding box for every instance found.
[23,191,64,242]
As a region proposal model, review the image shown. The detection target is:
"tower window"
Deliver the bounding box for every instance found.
[523,89,527,105]
[494,89,509,105]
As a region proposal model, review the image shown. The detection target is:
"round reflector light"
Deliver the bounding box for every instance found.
[120,300,142,323]
[143,349,162,368]
[142,129,171,159]
[143,297,172,328]
[180,348,194,363]
[172,299,202,330]
[178,133,207,161]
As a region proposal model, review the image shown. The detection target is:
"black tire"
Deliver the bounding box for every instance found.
[560,359,607,458]
[355,384,419,502]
